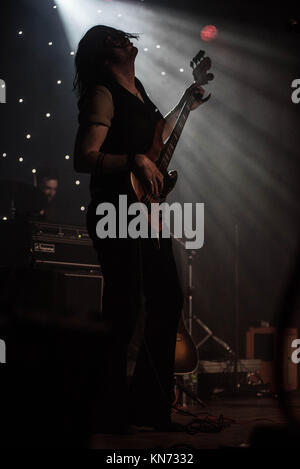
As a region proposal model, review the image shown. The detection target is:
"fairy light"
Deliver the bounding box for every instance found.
[4,0,173,227]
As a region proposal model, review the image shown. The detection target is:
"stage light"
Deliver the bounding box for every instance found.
[200,25,218,41]
[19,157,23,162]
[32,168,36,173]
[57,80,62,84]
[65,154,70,160]
[45,113,51,118]
[2,217,8,221]
[80,206,85,211]
[75,180,80,185]
[18,98,23,102]
[48,41,53,46]
[2,153,7,158]
[26,134,31,139]
[18,31,23,35]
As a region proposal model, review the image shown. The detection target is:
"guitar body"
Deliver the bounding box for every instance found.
[175,313,198,375]
[130,167,178,205]
[129,118,178,233]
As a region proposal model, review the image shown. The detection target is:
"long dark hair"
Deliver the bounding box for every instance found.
[73,25,139,103]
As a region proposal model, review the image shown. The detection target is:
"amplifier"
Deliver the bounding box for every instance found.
[29,220,100,270]
[246,327,298,391]
[1,220,104,319]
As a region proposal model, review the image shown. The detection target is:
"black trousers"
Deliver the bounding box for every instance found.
[87,200,184,427]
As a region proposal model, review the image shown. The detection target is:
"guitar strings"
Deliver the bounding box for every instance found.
[142,95,194,208]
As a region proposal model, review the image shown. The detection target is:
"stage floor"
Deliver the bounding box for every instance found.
[89,395,300,449]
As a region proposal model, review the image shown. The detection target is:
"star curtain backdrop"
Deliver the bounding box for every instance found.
[0,0,299,354]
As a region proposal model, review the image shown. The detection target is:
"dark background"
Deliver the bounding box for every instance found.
[0,0,300,358]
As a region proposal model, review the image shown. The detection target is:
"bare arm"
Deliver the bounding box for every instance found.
[73,123,129,174]
[73,123,164,197]
[162,83,206,141]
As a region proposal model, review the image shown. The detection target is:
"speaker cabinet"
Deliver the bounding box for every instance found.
[56,271,103,318]
[246,327,298,391]
[18,268,103,320]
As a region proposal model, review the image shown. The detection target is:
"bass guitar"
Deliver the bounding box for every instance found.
[129,50,213,236]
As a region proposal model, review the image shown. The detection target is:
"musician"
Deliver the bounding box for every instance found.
[35,167,60,221]
[73,25,205,434]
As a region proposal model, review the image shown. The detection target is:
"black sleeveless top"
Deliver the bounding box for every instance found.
[78,77,164,201]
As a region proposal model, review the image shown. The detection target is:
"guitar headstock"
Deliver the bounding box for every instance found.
[190,50,214,86]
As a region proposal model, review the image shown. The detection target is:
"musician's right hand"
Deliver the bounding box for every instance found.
[132,154,164,198]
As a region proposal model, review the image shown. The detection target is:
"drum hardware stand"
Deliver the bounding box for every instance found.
[193,224,242,392]
[173,225,242,397]
[172,236,208,407]
[174,375,207,409]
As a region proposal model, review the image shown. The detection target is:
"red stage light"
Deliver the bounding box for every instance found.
[200,25,218,42]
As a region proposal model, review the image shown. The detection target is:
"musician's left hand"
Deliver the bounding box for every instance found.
[181,83,207,110]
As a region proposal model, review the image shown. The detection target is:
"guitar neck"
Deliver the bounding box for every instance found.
[158,94,194,172]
